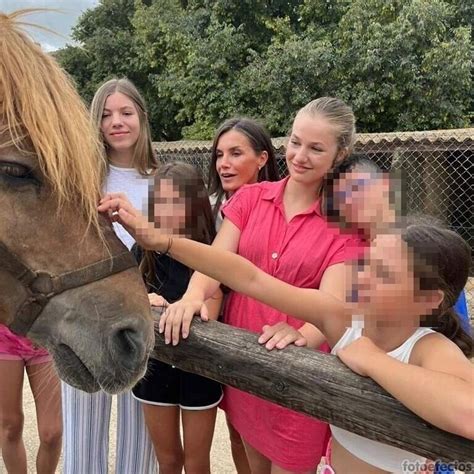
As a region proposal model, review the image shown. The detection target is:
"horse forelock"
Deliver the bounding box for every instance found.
[0,9,106,238]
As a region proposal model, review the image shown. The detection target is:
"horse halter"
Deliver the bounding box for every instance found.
[0,242,137,336]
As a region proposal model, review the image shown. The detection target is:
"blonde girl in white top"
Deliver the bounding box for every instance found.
[62,78,159,474]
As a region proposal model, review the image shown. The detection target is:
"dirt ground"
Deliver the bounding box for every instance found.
[0,379,235,474]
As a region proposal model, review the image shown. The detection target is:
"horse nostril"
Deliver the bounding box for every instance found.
[110,326,146,369]
[117,329,138,355]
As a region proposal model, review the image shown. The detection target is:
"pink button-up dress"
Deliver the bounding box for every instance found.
[220,177,360,471]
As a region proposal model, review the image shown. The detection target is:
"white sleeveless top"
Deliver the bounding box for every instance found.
[330,326,435,473]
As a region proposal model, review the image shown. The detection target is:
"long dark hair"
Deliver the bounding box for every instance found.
[140,162,216,289]
[208,117,280,220]
[403,219,472,357]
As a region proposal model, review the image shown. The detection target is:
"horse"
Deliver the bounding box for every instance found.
[0,9,154,394]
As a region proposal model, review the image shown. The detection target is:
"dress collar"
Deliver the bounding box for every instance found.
[261,177,322,217]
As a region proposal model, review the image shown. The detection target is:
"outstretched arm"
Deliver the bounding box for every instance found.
[168,235,343,333]
[259,263,346,350]
[98,194,345,341]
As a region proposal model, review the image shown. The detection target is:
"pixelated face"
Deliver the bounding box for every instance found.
[152,179,187,236]
[216,130,267,194]
[334,170,391,229]
[350,233,440,325]
[286,114,341,186]
[101,92,140,153]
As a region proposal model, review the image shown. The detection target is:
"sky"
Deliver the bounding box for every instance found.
[0,0,98,51]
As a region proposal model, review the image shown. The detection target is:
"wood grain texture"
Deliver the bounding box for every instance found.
[151,312,473,463]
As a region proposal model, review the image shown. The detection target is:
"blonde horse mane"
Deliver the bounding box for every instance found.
[0,9,105,235]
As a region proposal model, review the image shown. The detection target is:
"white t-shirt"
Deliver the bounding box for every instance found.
[103,164,151,250]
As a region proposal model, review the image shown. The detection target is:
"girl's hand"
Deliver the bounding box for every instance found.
[159,298,210,345]
[336,336,384,377]
[98,193,163,250]
[148,293,169,308]
[258,322,307,350]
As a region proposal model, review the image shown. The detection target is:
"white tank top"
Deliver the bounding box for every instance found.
[330,326,435,473]
[104,165,151,250]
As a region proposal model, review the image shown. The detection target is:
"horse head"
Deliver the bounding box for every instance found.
[0,10,154,393]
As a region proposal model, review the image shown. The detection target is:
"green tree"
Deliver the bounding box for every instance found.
[57,0,180,139]
[53,46,95,102]
[333,0,472,131]
[132,0,305,138]
[57,0,472,139]
[239,33,336,135]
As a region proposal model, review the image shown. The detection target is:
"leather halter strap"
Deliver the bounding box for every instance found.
[0,242,137,336]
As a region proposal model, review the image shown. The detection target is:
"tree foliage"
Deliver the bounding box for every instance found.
[57,0,472,139]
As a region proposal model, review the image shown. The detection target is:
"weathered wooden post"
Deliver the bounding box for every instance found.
[151,312,473,463]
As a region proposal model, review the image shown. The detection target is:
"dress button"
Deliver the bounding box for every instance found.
[271,252,278,260]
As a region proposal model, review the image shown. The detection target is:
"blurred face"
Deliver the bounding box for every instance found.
[101,92,140,154]
[286,114,342,187]
[216,130,268,195]
[152,179,187,236]
[349,233,441,326]
[334,170,392,231]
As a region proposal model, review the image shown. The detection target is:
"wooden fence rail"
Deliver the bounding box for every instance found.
[151,310,473,463]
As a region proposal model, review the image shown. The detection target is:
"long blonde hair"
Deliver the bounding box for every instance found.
[90,78,158,177]
[0,9,104,234]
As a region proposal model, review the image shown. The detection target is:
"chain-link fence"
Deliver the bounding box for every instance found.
[153,128,474,316]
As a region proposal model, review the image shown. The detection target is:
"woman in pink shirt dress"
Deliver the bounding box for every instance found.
[161,97,360,473]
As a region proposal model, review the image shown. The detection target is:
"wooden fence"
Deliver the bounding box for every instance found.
[151,310,473,464]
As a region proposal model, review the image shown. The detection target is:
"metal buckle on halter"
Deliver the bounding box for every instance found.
[29,293,51,308]
[29,271,57,297]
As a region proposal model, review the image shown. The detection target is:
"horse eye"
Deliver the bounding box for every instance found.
[0,163,29,177]
[0,162,38,185]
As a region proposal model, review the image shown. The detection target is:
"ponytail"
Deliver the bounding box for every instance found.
[403,219,472,358]
[435,307,472,358]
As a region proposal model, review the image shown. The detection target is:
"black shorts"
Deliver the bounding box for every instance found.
[132,358,223,410]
